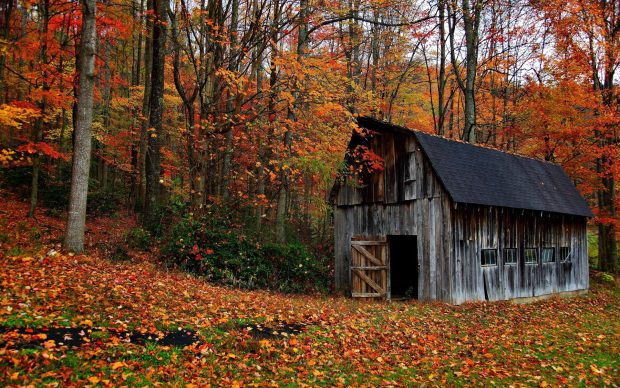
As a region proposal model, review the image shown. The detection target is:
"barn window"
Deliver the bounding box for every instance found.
[404,152,418,200]
[481,249,498,266]
[559,247,571,262]
[524,248,538,264]
[404,152,416,182]
[541,247,555,263]
[503,248,517,265]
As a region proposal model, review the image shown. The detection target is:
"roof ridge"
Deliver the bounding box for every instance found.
[357,116,560,167]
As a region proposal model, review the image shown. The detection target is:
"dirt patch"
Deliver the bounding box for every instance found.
[239,321,308,340]
[0,325,200,349]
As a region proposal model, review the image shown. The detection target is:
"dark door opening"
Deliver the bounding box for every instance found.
[389,235,418,299]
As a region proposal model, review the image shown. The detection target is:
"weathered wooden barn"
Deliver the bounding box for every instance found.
[333,117,592,303]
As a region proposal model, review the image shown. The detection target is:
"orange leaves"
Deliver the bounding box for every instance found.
[17,142,69,161]
[0,195,618,386]
[0,103,42,130]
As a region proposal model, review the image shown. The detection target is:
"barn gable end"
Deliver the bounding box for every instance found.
[334,117,591,304]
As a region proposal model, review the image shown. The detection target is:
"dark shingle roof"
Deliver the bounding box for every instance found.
[357,117,593,217]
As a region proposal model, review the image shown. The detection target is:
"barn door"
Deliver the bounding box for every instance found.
[350,237,389,299]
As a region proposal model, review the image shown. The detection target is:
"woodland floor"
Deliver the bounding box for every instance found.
[0,191,618,386]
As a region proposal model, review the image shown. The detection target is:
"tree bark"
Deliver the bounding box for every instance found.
[143,0,167,228]
[64,0,96,252]
[170,7,200,210]
[0,0,14,104]
[138,0,153,211]
[448,0,483,143]
[437,0,447,135]
[591,0,618,273]
[221,0,239,201]
[29,0,49,218]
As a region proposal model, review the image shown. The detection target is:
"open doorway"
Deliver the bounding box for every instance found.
[389,235,418,299]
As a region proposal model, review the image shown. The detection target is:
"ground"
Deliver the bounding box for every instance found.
[0,192,618,386]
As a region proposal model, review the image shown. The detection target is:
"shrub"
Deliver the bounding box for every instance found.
[126,227,152,251]
[162,214,329,293]
[598,272,616,285]
[0,165,124,216]
[110,245,132,262]
[87,188,123,216]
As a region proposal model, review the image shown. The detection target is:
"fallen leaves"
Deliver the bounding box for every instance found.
[0,193,618,386]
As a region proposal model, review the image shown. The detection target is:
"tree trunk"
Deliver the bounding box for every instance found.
[138,0,153,211]
[448,0,482,143]
[64,0,96,252]
[143,0,167,228]
[594,0,618,273]
[437,0,447,135]
[0,0,13,104]
[221,0,239,201]
[29,0,49,218]
[462,0,481,143]
[170,8,200,210]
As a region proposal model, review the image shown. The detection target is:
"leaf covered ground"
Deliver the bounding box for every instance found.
[0,194,618,386]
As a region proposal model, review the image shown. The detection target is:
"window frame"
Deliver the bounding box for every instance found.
[481,248,498,267]
[541,247,556,263]
[524,248,538,265]
[503,248,518,265]
[404,151,417,183]
[559,246,572,263]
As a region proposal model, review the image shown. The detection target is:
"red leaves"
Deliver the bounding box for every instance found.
[0,195,618,385]
[191,245,214,261]
[17,142,69,161]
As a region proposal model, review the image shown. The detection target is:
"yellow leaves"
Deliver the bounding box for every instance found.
[111,361,126,370]
[0,194,617,386]
[0,104,41,129]
[590,364,604,375]
[0,148,30,168]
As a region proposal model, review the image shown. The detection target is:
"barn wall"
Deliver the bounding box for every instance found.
[334,133,455,301]
[451,205,589,304]
[334,128,589,304]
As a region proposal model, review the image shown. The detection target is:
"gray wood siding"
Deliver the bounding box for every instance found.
[451,206,589,304]
[334,134,454,301]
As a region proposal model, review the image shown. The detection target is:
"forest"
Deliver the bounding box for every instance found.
[0,0,617,269]
[0,0,618,384]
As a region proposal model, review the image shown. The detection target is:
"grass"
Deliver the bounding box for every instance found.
[0,196,618,386]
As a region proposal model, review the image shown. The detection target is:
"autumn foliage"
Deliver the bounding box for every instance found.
[0,192,618,385]
[0,0,618,383]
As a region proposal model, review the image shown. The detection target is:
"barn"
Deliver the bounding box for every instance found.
[333,117,592,303]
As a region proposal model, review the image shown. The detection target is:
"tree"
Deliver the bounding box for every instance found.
[535,0,618,272]
[143,0,167,228]
[64,0,97,252]
[448,0,484,143]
